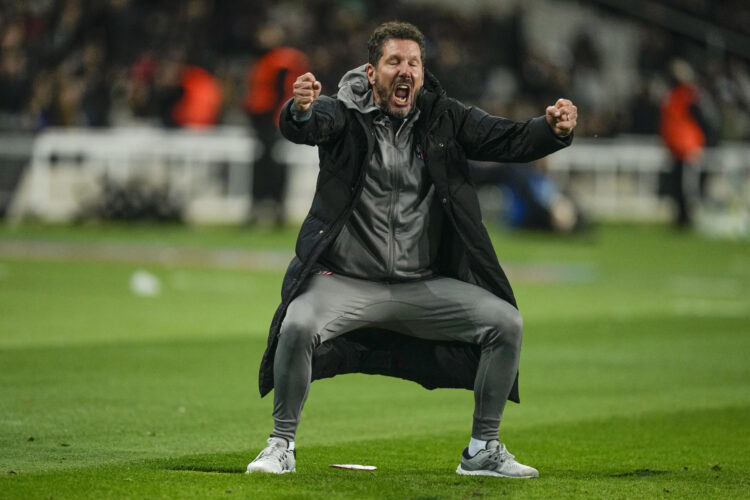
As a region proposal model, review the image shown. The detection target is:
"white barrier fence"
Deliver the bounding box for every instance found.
[546,136,750,221]
[4,127,750,224]
[8,127,259,223]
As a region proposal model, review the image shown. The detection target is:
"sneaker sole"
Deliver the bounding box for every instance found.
[456,465,538,478]
[246,465,296,474]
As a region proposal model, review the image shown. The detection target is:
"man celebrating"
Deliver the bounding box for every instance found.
[248,21,577,478]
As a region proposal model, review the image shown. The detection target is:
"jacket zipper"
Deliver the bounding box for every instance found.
[387,117,412,276]
[386,159,399,276]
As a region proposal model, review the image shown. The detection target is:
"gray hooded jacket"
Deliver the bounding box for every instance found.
[314,65,443,281]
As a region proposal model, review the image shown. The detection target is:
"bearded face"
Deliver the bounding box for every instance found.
[367,39,424,119]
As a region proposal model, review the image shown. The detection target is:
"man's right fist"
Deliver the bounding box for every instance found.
[293,72,322,112]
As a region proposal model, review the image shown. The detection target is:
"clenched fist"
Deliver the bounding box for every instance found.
[545,98,578,138]
[293,72,322,112]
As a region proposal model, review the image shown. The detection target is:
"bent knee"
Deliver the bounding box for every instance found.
[477,301,523,348]
[278,309,319,351]
[501,308,523,348]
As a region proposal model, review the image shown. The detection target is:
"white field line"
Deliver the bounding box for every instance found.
[668,275,748,317]
[670,298,749,317]
[0,239,293,271]
[0,239,597,284]
[668,275,744,296]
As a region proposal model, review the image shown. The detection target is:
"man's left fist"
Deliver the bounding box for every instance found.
[546,98,577,138]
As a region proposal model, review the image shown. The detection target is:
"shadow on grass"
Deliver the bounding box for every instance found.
[157,451,251,475]
[143,403,748,500]
[166,465,246,474]
[610,469,670,478]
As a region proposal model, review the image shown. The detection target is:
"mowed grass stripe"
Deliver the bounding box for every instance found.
[0,258,282,348]
[3,406,748,499]
[1,223,749,498]
[1,314,747,471]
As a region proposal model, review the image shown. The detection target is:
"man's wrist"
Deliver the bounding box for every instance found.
[547,121,572,139]
[291,102,313,122]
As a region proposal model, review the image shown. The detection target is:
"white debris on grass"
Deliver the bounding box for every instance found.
[329,464,377,471]
[129,269,162,297]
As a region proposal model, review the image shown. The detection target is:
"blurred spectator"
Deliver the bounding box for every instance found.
[145,50,222,129]
[659,59,714,227]
[471,161,585,233]
[0,0,747,145]
[80,40,111,126]
[243,24,310,226]
[152,56,185,127]
[171,64,223,128]
[629,82,661,135]
[125,53,156,120]
[0,50,31,116]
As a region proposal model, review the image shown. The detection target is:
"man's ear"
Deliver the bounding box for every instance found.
[366,64,375,86]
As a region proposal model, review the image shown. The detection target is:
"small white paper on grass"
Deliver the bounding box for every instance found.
[130,270,162,297]
[329,464,377,471]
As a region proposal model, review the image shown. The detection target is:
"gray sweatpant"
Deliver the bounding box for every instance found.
[272,273,523,441]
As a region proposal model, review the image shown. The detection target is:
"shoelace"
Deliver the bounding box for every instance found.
[259,442,290,464]
[485,444,514,467]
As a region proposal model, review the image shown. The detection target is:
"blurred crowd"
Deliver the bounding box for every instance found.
[1,0,750,141]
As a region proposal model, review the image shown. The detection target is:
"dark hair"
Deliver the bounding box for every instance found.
[367,21,426,66]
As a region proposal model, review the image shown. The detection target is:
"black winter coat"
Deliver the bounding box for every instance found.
[258,71,571,403]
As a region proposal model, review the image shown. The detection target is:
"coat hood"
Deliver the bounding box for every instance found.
[337,64,445,114]
[337,64,379,113]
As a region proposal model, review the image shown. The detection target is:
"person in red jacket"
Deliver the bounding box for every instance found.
[172,65,222,128]
[244,24,310,226]
[660,59,706,227]
[151,54,222,129]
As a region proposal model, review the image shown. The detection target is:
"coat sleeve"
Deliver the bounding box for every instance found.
[456,104,572,163]
[278,96,347,146]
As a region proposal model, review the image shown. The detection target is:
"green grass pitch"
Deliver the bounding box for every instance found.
[1,223,748,498]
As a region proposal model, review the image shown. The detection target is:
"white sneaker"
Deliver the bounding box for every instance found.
[456,441,538,478]
[246,437,296,474]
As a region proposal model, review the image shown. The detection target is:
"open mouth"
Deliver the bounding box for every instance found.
[394,84,410,105]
